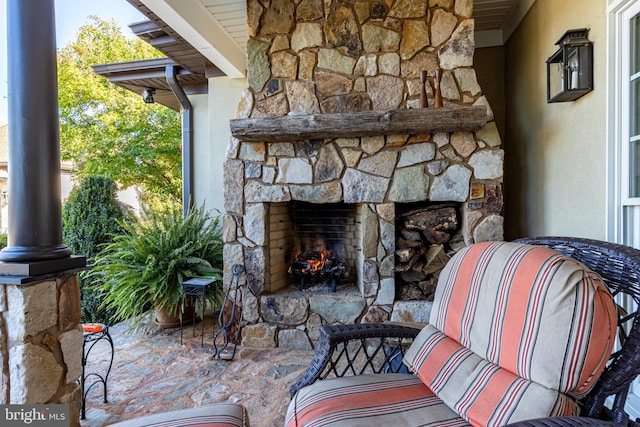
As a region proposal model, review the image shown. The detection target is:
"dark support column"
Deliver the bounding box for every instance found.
[0,0,72,263]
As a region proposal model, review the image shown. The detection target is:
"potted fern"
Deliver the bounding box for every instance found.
[91,202,223,328]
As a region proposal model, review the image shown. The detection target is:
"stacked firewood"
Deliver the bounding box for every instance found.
[395,204,461,300]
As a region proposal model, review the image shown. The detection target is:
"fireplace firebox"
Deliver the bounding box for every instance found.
[268,202,357,292]
[289,251,347,291]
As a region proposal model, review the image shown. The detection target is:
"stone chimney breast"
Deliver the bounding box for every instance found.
[223,0,504,349]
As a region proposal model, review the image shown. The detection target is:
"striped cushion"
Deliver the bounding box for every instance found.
[405,324,578,425]
[404,241,617,426]
[286,373,470,427]
[107,403,250,427]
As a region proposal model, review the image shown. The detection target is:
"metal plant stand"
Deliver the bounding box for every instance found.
[81,323,114,420]
[213,264,244,360]
[181,277,218,346]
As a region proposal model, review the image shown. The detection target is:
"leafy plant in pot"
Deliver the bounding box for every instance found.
[91,202,223,329]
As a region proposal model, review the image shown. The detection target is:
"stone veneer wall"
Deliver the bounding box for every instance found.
[223,0,504,349]
[0,275,82,426]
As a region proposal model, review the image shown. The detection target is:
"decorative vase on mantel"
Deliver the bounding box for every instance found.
[420,70,428,108]
[419,69,443,108]
[434,69,443,108]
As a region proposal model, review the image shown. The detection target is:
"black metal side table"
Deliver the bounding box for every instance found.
[181,277,218,346]
[81,323,114,420]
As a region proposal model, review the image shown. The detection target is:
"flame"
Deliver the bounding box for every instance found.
[289,250,327,276]
[304,251,325,274]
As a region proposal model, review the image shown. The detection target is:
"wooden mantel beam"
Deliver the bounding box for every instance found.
[229,106,488,142]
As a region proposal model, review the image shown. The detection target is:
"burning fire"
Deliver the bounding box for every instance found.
[289,249,347,292]
[289,251,326,276]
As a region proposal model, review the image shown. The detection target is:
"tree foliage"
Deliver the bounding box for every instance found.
[57,17,182,202]
[62,175,126,323]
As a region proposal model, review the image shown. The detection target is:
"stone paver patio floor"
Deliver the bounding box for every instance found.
[79,316,313,427]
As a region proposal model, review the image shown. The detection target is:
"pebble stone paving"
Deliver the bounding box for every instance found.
[79,315,313,427]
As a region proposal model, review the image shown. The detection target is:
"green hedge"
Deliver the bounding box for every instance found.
[62,176,126,323]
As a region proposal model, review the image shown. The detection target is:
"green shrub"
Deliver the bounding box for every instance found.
[91,202,223,327]
[0,234,7,249]
[62,176,125,323]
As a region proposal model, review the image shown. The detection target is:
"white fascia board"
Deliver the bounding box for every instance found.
[140,0,246,78]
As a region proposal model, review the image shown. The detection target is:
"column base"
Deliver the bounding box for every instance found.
[0,255,86,277]
[0,244,72,263]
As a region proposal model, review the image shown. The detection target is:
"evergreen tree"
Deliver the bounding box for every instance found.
[63,175,125,323]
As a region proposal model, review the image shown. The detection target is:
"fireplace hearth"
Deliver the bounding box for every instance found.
[223,0,504,350]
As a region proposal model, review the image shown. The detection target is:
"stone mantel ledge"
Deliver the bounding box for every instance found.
[230,106,488,143]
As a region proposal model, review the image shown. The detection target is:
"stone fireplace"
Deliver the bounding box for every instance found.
[223,0,503,349]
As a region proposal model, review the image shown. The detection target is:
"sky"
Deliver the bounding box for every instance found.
[0,0,145,126]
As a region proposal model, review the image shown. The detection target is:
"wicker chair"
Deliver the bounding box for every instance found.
[288,237,640,426]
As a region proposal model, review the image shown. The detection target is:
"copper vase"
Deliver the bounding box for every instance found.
[434,69,443,108]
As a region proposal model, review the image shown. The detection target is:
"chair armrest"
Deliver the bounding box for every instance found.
[505,417,618,426]
[289,323,421,398]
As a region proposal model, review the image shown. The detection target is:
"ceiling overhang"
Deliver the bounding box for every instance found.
[474,0,537,48]
[128,0,246,78]
[92,57,208,111]
[122,0,537,82]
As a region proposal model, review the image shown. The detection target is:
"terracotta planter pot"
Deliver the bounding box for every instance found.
[153,303,196,328]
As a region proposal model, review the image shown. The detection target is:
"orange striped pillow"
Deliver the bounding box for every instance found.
[405,324,578,426]
[404,241,617,426]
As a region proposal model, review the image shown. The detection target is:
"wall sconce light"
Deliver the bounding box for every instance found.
[142,87,156,104]
[546,28,593,103]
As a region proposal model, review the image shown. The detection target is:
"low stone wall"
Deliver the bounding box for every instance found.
[0,275,82,425]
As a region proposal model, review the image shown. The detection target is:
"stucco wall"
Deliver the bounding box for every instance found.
[504,0,606,240]
[475,46,506,140]
[192,78,246,214]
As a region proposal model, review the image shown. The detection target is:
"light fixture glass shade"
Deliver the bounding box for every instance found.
[546,29,593,103]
